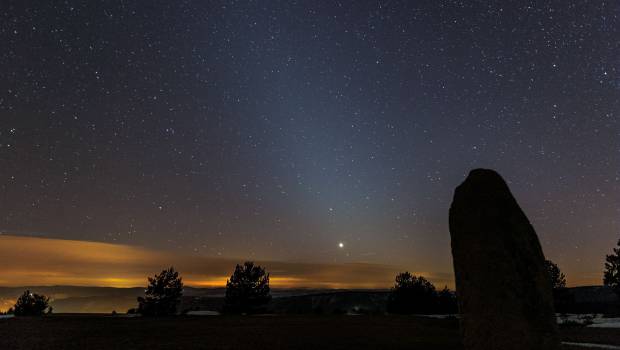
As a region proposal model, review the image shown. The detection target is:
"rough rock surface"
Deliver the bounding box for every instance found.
[449,168,560,350]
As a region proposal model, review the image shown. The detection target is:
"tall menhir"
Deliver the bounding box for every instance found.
[449,169,559,350]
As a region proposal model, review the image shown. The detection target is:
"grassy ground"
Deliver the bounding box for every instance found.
[0,315,462,350]
[0,314,617,349]
[560,324,620,346]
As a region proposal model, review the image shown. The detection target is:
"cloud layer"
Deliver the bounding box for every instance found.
[0,235,455,288]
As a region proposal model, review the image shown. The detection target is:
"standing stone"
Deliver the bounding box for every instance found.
[449,169,560,350]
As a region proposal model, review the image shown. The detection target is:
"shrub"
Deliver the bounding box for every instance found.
[12,290,50,316]
[604,239,620,298]
[387,272,437,314]
[437,286,458,314]
[544,259,567,290]
[137,266,184,316]
[224,261,271,314]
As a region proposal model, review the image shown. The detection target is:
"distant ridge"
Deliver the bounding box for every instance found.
[0,286,388,313]
[1,285,615,314]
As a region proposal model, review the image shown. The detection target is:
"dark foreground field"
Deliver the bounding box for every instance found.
[0,315,618,350]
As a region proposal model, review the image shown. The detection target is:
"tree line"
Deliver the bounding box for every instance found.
[129,261,273,316]
[6,241,620,316]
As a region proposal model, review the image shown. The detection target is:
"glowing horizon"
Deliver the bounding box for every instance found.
[0,235,453,289]
[0,234,603,289]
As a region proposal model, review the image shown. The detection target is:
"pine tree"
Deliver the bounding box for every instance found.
[604,239,620,297]
[137,267,184,316]
[224,261,271,314]
[544,259,567,290]
[12,290,50,316]
[387,272,437,314]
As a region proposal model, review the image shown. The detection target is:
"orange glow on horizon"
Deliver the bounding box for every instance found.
[0,235,600,289]
[0,235,425,289]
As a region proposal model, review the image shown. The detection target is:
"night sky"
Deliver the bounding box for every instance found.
[1,1,618,287]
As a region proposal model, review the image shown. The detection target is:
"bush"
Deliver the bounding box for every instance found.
[387,272,437,314]
[604,239,620,298]
[544,259,567,290]
[137,267,184,316]
[224,261,271,314]
[436,286,458,314]
[12,290,50,316]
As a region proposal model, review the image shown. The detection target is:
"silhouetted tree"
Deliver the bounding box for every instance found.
[137,266,183,316]
[224,261,271,313]
[387,272,437,314]
[436,286,458,314]
[544,259,567,290]
[12,290,50,316]
[543,260,573,312]
[604,239,620,298]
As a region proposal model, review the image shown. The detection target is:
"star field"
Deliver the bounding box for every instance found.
[1,1,618,285]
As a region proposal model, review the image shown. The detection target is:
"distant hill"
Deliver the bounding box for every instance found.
[267,291,390,314]
[557,285,619,314]
[570,285,618,303]
[1,285,617,314]
[180,290,392,315]
[0,286,382,313]
[0,286,145,313]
